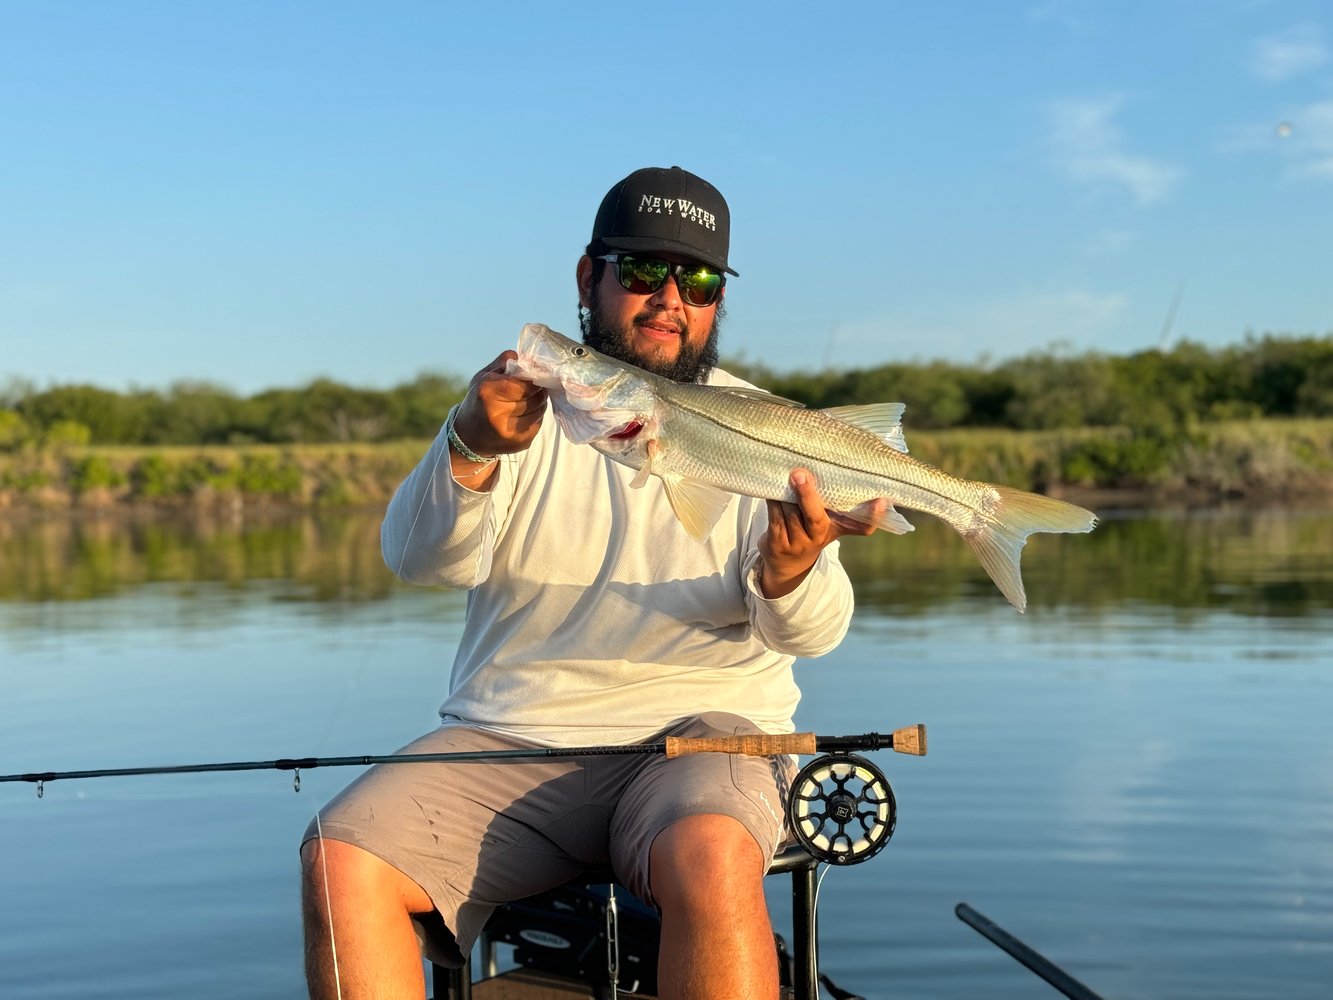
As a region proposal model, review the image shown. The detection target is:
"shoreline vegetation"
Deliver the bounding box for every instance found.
[3,333,1331,512]
[0,418,1329,513]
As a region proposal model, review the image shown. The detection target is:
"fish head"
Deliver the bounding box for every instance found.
[508,323,658,446]
[511,324,631,408]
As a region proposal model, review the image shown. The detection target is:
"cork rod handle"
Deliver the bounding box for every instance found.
[892,723,927,756]
[664,733,819,758]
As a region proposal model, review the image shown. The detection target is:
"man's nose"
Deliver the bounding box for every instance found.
[647,273,684,309]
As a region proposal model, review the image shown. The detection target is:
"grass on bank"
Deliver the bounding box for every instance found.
[1,419,1331,510]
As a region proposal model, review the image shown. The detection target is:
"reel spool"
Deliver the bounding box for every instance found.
[788,753,896,866]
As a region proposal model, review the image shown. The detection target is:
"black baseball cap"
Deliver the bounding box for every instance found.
[590,166,737,276]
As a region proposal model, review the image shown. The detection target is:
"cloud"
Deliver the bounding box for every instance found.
[1284,99,1333,179]
[1026,0,1098,33]
[1046,95,1183,205]
[1082,228,1136,256]
[1249,24,1328,81]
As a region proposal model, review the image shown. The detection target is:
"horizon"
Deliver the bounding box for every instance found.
[3,2,1331,395]
[3,327,1330,399]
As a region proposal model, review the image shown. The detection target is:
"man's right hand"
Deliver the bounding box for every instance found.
[451,350,549,459]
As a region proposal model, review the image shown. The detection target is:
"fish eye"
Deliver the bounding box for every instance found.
[572,346,587,357]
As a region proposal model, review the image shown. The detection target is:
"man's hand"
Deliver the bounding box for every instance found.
[758,469,884,599]
[452,351,549,457]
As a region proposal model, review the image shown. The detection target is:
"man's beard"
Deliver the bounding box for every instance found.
[580,292,723,384]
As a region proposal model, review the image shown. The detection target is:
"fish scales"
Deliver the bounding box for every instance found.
[654,382,996,529]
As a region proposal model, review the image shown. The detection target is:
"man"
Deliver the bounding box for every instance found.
[301,166,878,1000]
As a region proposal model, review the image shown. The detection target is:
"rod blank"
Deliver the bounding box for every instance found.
[0,726,927,788]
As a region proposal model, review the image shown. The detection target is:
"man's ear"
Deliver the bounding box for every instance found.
[576,255,594,309]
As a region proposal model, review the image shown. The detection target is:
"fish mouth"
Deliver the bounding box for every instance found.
[513,324,573,386]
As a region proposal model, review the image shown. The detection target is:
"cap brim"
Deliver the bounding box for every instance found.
[598,236,738,277]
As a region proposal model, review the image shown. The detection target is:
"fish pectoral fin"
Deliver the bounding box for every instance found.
[820,403,909,453]
[629,440,659,489]
[830,500,914,536]
[660,475,732,541]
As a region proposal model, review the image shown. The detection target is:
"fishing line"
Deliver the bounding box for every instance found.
[313,401,473,998]
[812,863,832,987]
[314,812,345,1000]
[313,415,463,752]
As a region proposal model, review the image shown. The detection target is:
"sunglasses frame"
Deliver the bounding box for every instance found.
[597,253,726,307]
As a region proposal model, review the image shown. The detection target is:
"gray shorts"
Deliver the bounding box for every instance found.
[303,711,794,967]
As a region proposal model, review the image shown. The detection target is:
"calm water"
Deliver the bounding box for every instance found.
[1,506,1331,999]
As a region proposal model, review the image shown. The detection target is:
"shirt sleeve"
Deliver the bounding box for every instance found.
[380,408,517,588]
[740,517,856,658]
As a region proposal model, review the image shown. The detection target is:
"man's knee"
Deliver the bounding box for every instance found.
[301,836,433,914]
[650,814,766,909]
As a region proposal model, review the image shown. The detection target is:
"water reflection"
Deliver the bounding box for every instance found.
[2,505,1331,1000]
[841,504,1333,618]
[0,511,395,604]
[1,505,1331,616]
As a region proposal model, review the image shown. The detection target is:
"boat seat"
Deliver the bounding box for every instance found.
[431,842,822,1000]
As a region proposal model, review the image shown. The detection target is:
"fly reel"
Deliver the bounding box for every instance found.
[788,753,896,865]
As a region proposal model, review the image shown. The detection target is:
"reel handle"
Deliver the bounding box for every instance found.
[664,733,818,758]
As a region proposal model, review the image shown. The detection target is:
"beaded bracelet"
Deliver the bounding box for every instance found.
[446,408,497,465]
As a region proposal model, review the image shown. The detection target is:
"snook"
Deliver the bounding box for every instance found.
[507,323,1096,612]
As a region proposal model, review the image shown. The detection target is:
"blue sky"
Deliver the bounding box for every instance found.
[2,0,1330,394]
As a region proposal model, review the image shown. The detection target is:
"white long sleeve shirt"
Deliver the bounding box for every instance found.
[381,368,856,746]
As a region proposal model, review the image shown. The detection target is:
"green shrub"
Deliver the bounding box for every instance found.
[229,454,303,495]
[0,410,30,451]
[131,455,177,497]
[1059,432,1175,486]
[44,420,92,448]
[68,455,127,494]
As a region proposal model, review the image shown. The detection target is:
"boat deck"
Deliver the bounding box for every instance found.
[467,968,650,998]
[459,968,797,999]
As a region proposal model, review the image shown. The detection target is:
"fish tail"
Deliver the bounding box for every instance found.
[961,486,1098,613]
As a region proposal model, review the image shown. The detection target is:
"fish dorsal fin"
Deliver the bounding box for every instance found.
[715,386,807,409]
[660,474,733,541]
[821,403,909,453]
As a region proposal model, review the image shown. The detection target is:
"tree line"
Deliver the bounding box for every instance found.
[0,373,467,448]
[2,333,1330,449]
[728,332,1333,433]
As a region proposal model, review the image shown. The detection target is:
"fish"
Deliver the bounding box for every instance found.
[506,323,1096,612]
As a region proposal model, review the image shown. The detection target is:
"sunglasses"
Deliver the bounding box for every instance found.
[598,254,726,307]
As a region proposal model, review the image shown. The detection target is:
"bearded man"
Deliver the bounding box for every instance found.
[301,166,877,1000]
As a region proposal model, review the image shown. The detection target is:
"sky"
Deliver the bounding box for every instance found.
[2,0,1330,394]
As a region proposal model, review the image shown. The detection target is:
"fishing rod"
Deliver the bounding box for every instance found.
[1,724,926,796]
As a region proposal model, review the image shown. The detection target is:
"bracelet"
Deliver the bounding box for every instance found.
[446,409,497,465]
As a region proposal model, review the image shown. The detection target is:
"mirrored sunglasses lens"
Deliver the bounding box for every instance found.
[679,267,722,305]
[618,256,669,294]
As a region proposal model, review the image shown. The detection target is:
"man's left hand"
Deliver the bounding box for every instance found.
[758,469,884,599]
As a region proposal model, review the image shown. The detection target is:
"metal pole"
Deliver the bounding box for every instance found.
[955,903,1105,1000]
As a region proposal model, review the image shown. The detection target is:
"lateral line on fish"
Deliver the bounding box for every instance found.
[666,394,977,515]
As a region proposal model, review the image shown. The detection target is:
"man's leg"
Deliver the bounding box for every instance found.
[301,724,600,999]
[650,813,779,1000]
[302,837,435,1000]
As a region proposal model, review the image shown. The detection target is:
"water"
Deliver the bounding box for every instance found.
[2,507,1331,998]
